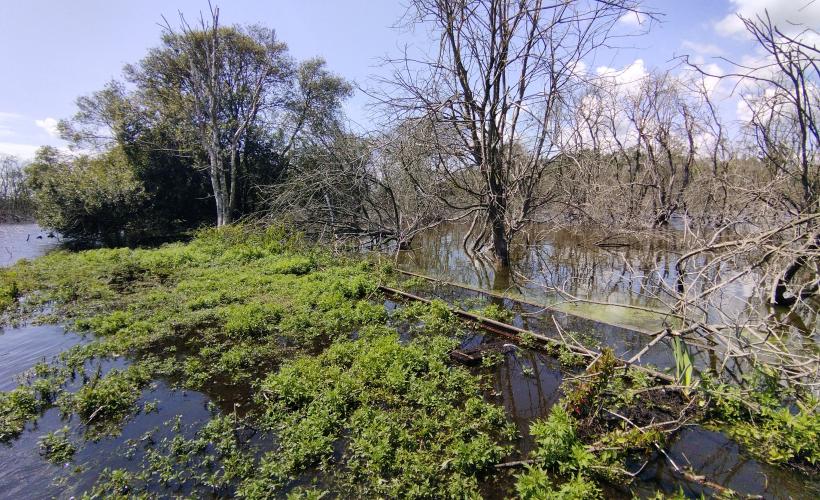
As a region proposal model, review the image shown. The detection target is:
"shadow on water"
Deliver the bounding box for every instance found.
[634,427,820,499]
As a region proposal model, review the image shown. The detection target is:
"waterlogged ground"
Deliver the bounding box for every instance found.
[0,226,817,498]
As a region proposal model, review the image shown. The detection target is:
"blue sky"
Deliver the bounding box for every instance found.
[0,0,817,159]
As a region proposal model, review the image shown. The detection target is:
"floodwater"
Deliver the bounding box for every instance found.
[390,280,820,498]
[396,223,818,336]
[0,375,218,498]
[0,223,61,268]
[1,223,77,392]
[1,223,817,498]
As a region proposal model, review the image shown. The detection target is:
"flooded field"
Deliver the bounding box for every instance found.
[0,225,817,498]
[396,223,819,337]
[387,285,820,498]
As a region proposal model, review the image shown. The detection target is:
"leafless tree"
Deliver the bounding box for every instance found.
[266,124,444,251]
[685,11,819,308]
[559,71,706,228]
[375,0,648,267]
[0,155,32,221]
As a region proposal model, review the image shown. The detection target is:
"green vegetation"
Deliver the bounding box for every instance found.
[512,351,665,495]
[244,328,514,497]
[0,226,514,496]
[38,426,77,464]
[25,146,148,245]
[59,365,152,435]
[471,302,513,323]
[0,386,45,441]
[1,225,817,496]
[702,373,820,467]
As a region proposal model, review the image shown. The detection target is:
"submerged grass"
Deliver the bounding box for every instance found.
[1,224,816,497]
[0,225,516,497]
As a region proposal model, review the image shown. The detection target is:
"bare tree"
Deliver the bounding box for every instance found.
[376,0,647,267]
[687,11,819,307]
[266,123,444,252]
[0,155,32,221]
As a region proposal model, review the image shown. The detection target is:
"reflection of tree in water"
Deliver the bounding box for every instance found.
[486,345,563,452]
[647,427,813,498]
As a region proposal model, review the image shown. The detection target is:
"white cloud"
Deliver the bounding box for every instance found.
[0,112,23,140]
[595,59,648,88]
[35,117,60,138]
[619,11,647,26]
[0,142,41,160]
[735,99,753,123]
[702,63,724,96]
[715,0,820,38]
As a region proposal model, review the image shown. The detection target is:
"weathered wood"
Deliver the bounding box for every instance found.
[379,285,676,383]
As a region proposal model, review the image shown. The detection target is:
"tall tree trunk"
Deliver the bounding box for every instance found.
[487,159,510,267]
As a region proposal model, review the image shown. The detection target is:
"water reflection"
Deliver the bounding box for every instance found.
[634,427,820,499]
[396,223,818,336]
[0,324,86,391]
[0,223,61,267]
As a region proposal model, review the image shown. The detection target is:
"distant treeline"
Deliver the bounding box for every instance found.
[0,155,33,222]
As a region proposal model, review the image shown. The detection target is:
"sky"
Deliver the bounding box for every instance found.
[0,0,818,160]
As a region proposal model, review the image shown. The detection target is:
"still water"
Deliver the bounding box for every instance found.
[396,223,818,336]
[0,223,61,268]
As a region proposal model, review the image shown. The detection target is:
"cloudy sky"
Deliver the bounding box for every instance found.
[0,0,817,159]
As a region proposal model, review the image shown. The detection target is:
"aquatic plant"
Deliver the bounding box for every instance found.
[671,336,694,395]
[0,386,44,441]
[245,329,515,497]
[0,225,516,496]
[702,372,820,468]
[38,426,77,464]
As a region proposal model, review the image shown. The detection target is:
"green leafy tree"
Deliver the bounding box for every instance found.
[128,6,351,226]
[26,146,147,245]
